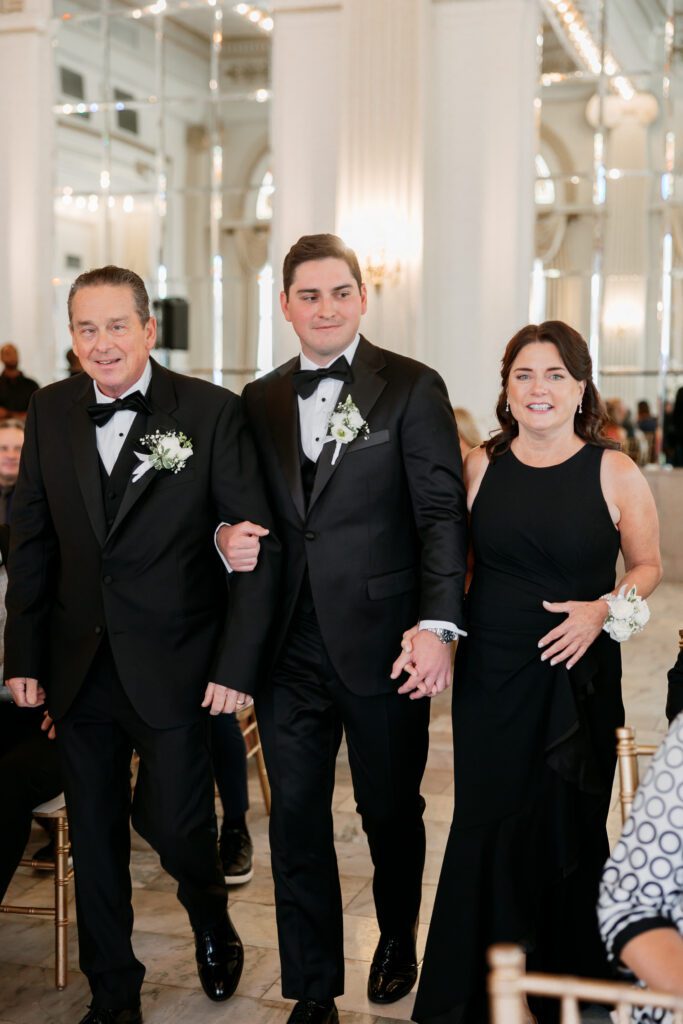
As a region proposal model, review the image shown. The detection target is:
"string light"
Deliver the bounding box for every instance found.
[545,0,635,100]
[232,3,273,33]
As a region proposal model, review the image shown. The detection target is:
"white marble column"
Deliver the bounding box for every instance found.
[270,0,342,363]
[423,0,538,430]
[0,0,54,382]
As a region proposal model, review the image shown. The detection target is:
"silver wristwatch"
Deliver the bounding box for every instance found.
[424,627,457,644]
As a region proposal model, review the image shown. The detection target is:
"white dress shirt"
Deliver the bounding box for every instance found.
[91,360,153,475]
[298,334,360,462]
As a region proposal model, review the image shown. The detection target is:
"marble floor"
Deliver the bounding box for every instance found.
[1,582,681,1024]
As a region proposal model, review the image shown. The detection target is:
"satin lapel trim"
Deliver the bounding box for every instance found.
[68,381,107,547]
[308,338,387,512]
[105,361,179,543]
[265,364,306,523]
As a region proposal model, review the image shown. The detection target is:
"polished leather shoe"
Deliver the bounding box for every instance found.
[77,1006,142,1024]
[367,932,418,1004]
[194,915,244,1001]
[286,1000,339,1023]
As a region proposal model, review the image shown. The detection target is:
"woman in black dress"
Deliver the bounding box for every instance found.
[411,322,662,1024]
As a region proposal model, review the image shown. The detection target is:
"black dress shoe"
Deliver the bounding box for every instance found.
[77,1006,142,1024]
[194,915,244,1001]
[286,1000,339,1024]
[219,824,254,885]
[367,932,418,1004]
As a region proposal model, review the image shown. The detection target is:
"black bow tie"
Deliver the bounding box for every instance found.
[87,391,152,427]
[291,356,353,400]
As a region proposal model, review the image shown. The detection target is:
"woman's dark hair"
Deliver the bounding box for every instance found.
[485,320,620,461]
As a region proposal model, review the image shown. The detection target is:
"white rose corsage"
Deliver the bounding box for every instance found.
[323,394,369,465]
[600,585,651,643]
[132,429,193,482]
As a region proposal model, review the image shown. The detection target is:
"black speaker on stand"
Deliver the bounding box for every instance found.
[153,298,189,363]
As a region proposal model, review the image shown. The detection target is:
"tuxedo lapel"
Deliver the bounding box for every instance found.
[68,375,107,546]
[308,337,387,511]
[105,360,179,543]
[264,359,306,523]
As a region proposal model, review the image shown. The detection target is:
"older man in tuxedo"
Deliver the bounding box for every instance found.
[4,266,279,1024]
[219,234,467,1024]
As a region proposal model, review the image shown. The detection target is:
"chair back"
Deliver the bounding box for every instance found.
[616,725,658,823]
[488,944,683,1024]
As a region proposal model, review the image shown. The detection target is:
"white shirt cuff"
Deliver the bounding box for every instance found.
[214,523,233,573]
[419,619,467,638]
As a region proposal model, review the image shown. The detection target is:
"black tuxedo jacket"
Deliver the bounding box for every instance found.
[242,336,467,696]
[4,360,280,727]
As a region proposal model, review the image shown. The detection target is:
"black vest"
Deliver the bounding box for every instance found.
[97,413,147,530]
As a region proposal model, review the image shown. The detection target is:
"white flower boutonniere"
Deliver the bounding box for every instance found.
[600,584,651,643]
[132,430,193,482]
[323,394,369,465]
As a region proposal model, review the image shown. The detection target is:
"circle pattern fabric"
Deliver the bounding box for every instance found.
[598,715,683,1024]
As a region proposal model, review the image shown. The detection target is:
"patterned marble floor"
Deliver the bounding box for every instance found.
[1,582,680,1024]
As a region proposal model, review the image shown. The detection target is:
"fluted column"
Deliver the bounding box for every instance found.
[335,0,426,357]
[423,0,538,429]
[270,0,342,363]
[0,0,54,381]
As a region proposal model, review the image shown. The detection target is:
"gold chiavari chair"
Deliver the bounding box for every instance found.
[616,726,658,824]
[488,944,683,1024]
[0,794,73,989]
[237,704,271,814]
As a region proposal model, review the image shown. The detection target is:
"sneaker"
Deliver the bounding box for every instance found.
[219,825,253,885]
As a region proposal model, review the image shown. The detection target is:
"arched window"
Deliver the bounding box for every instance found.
[535,154,556,206]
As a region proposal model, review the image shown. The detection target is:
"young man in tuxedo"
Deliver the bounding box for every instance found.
[4,266,280,1024]
[219,234,467,1024]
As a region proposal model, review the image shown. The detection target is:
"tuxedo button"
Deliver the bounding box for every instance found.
[94,625,103,635]
[103,575,113,585]
[108,491,116,499]
[305,531,316,541]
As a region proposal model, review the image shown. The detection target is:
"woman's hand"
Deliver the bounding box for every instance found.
[538,599,608,670]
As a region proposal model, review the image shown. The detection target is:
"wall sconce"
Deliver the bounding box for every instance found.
[363,250,401,293]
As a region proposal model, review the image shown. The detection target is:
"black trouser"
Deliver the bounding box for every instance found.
[0,702,63,901]
[57,643,227,1011]
[256,603,430,1001]
[211,713,249,821]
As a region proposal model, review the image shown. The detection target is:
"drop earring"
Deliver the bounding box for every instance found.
[505,399,510,413]
[578,398,583,414]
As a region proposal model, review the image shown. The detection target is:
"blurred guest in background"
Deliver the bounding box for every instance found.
[453,408,482,462]
[603,397,628,446]
[0,524,63,903]
[0,419,24,524]
[66,349,83,376]
[0,344,39,419]
[673,386,683,466]
[636,400,658,434]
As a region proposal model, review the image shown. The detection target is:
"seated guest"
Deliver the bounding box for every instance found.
[211,714,253,885]
[0,418,24,523]
[665,641,683,723]
[0,524,63,902]
[604,397,628,446]
[598,711,683,1014]
[0,344,38,419]
[636,401,658,434]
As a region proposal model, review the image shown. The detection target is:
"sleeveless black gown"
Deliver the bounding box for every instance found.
[413,444,623,1024]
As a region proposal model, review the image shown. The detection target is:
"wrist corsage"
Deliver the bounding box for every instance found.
[600,585,651,643]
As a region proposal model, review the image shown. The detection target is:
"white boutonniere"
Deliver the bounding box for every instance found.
[323,394,369,465]
[132,430,193,482]
[600,584,651,643]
